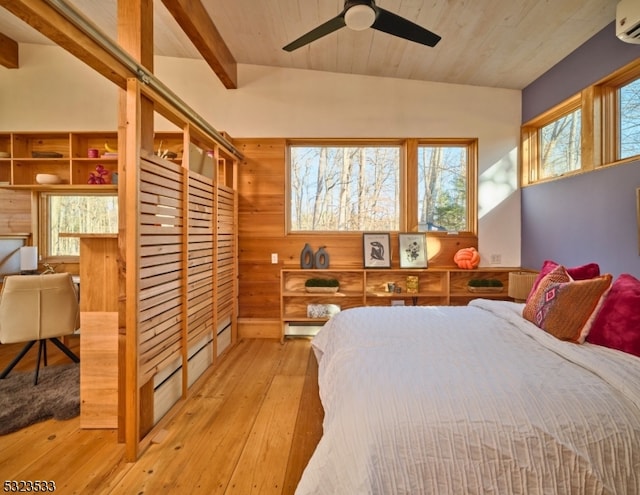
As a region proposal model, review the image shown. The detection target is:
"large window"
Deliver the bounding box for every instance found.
[289,144,401,231]
[40,193,118,259]
[417,145,469,232]
[288,139,476,233]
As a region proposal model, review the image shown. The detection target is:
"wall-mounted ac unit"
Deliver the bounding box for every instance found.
[617,0,640,43]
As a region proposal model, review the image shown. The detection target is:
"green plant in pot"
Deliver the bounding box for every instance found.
[305,278,340,293]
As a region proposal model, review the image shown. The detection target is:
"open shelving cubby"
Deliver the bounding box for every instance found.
[0,131,119,189]
[281,267,517,339]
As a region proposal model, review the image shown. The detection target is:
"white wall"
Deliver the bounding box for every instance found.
[1,44,522,266]
[0,45,118,130]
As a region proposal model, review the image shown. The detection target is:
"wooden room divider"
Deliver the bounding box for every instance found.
[122,79,240,460]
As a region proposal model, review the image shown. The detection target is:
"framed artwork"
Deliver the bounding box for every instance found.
[362,233,391,268]
[399,233,428,268]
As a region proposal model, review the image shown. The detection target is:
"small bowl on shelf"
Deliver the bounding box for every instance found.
[0,151,10,158]
[35,173,62,185]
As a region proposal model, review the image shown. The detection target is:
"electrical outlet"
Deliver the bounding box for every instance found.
[271,253,278,264]
[490,254,502,264]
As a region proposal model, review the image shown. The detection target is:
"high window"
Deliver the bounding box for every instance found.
[539,107,582,179]
[522,60,640,186]
[618,77,640,160]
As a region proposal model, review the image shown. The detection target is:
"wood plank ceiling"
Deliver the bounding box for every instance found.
[0,0,620,90]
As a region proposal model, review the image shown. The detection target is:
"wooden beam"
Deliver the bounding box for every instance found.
[160,0,238,89]
[118,0,156,461]
[0,31,19,68]
[0,0,133,87]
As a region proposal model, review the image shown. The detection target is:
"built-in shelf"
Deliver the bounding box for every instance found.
[281,267,520,339]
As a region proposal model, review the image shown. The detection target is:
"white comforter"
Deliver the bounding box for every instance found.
[295,300,640,495]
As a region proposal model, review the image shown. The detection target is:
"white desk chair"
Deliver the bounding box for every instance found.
[0,273,80,385]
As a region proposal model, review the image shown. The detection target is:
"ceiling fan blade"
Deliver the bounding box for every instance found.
[283,14,347,51]
[372,7,441,47]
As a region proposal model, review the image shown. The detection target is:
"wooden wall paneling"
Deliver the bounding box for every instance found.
[235,139,285,327]
[237,139,286,236]
[0,189,31,233]
[236,138,479,330]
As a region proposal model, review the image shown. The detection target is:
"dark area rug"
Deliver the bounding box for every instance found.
[0,363,79,435]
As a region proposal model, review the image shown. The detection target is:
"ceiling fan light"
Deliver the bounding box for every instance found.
[344,5,376,31]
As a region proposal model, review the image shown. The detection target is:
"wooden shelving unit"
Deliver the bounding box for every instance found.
[0,131,119,188]
[0,130,221,190]
[281,267,517,338]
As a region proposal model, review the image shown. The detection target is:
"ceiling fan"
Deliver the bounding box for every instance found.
[283,0,441,52]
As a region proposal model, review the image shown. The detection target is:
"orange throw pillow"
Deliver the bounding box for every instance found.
[523,265,612,343]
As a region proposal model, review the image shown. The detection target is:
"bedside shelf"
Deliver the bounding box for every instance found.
[281,267,523,339]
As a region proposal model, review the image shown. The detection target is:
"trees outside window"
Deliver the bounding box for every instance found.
[288,139,476,234]
[41,193,118,258]
[289,145,400,231]
[522,62,640,186]
[539,108,582,179]
[619,77,640,160]
[417,145,468,232]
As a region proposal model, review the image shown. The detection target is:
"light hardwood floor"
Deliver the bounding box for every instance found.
[0,337,323,494]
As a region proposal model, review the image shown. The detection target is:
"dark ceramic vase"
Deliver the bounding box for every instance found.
[314,247,329,269]
[300,243,314,269]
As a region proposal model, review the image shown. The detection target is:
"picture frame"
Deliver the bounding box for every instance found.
[362,233,391,268]
[399,233,428,268]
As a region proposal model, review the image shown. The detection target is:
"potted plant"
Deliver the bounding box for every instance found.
[305,278,340,293]
[467,278,504,293]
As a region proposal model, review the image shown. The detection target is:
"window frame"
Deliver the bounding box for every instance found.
[38,190,118,263]
[521,59,640,187]
[521,94,583,186]
[408,138,478,235]
[286,137,478,236]
[600,62,640,165]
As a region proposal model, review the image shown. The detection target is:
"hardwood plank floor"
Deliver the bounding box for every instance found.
[0,337,323,494]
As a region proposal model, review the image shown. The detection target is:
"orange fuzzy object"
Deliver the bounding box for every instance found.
[454,247,480,269]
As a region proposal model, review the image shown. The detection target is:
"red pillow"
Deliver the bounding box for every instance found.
[587,274,640,358]
[527,260,600,301]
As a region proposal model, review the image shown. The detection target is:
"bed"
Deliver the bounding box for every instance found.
[295,299,640,494]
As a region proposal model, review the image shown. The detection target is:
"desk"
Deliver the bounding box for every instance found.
[60,233,118,429]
